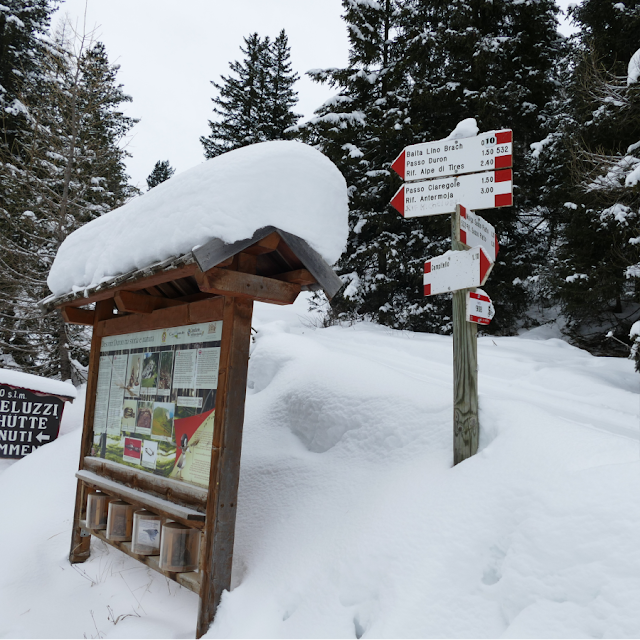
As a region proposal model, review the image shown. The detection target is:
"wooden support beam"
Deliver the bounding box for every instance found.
[240,231,281,255]
[114,290,184,315]
[195,267,300,306]
[196,297,254,638]
[452,204,479,465]
[61,306,95,325]
[69,299,115,564]
[271,268,317,285]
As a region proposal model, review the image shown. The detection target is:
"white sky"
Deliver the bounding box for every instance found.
[54,0,576,191]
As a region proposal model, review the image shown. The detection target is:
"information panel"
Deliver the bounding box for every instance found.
[92,321,222,488]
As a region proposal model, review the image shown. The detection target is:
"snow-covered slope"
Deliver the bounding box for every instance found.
[0,298,638,638]
[47,141,349,297]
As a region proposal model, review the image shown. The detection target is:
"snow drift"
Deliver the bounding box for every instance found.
[0,298,638,638]
[47,141,349,297]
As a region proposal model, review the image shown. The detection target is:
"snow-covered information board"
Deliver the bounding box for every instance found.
[92,321,222,488]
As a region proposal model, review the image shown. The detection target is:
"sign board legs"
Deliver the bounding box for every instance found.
[70,299,114,564]
[196,296,254,638]
[452,205,479,464]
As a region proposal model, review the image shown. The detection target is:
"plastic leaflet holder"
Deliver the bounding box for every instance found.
[159,522,200,572]
[86,491,112,530]
[106,500,134,541]
[131,509,163,555]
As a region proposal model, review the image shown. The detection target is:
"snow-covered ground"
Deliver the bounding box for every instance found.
[0,295,638,638]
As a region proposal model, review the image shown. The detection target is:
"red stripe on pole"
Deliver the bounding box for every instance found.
[495,169,512,182]
[470,316,491,325]
[390,185,405,216]
[470,292,490,303]
[424,283,431,296]
[495,193,512,207]
[460,229,467,245]
[424,261,431,274]
[460,205,466,218]
[495,234,499,259]
[496,130,512,144]
[391,150,406,180]
[494,154,512,169]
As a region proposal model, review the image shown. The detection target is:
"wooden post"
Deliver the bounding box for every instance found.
[451,204,479,465]
[69,299,114,563]
[196,295,254,638]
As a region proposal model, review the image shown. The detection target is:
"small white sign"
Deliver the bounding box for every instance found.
[392,130,512,181]
[391,169,512,218]
[458,206,498,262]
[466,289,495,325]
[424,247,493,296]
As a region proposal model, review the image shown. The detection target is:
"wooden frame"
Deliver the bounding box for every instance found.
[60,230,340,638]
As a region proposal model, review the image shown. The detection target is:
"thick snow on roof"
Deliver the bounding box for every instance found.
[0,368,76,399]
[47,141,349,297]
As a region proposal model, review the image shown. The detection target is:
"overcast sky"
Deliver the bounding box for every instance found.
[53,0,576,191]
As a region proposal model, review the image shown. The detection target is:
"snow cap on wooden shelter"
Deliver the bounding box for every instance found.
[45,141,348,304]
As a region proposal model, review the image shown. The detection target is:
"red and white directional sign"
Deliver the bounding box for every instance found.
[466,289,495,325]
[391,169,512,218]
[424,246,493,296]
[457,205,499,262]
[392,130,512,181]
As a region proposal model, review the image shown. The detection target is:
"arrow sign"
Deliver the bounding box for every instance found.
[35,432,51,443]
[392,130,512,181]
[424,246,493,296]
[457,205,499,262]
[466,289,495,325]
[391,169,512,218]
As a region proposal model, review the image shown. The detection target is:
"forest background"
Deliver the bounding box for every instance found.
[0,0,639,383]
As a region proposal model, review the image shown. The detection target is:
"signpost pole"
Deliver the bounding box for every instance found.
[451,204,479,464]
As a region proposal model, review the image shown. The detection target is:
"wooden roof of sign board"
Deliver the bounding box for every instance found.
[40,227,343,317]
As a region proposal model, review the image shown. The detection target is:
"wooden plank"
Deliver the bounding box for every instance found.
[83,456,207,511]
[60,263,200,309]
[452,204,479,465]
[99,296,224,337]
[114,290,184,315]
[76,470,206,527]
[69,299,114,564]
[85,524,202,594]
[276,229,343,299]
[196,296,254,638]
[61,306,95,325]
[240,231,281,255]
[271,268,317,285]
[195,267,300,305]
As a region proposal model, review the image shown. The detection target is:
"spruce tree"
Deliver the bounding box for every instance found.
[146,160,175,190]
[308,0,564,334]
[0,31,137,380]
[201,31,301,158]
[555,0,640,355]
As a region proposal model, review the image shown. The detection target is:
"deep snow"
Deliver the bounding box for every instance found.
[0,295,638,638]
[47,141,349,297]
[0,367,77,399]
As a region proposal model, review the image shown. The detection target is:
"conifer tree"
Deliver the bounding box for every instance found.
[0,30,137,380]
[201,31,301,158]
[555,1,640,355]
[146,160,175,190]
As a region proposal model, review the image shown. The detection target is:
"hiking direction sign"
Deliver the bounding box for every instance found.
[390,169,513,218]
[466,290,495,326]
[423,246,494,296]
[392,129,512,181]
[457,205,499,262]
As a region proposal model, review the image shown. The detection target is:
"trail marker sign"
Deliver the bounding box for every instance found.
[423,246,493,296]
[391,169,512,218]
[466,290,495,325]
[457,205,499,261]
[392,129,512,181]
